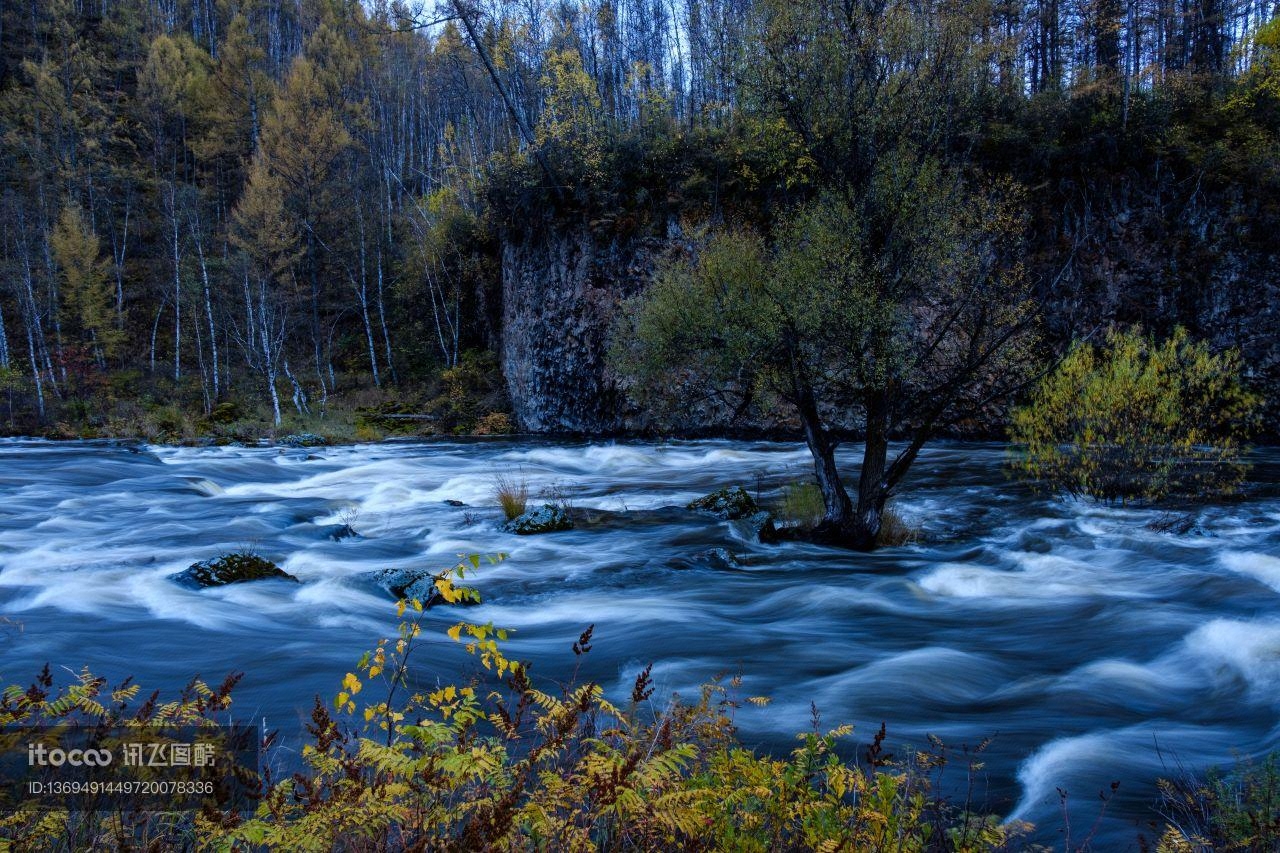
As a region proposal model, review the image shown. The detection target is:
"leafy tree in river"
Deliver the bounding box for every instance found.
[617,176,1038,550]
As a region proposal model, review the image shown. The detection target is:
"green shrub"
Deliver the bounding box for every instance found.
[427,350,511,434]
[474,411,515,435]
[1010,326,1260,503]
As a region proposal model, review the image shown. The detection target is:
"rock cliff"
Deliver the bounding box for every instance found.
[499,192,1278,438]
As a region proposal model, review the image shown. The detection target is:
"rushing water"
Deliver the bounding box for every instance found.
[0,437,1277,846]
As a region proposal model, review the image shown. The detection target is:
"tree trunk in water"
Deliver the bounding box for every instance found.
[852,391,892,549]
[795,384,887,551]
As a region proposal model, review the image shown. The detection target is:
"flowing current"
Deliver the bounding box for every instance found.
[1,437,1277,846]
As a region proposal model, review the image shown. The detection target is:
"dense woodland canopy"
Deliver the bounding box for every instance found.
[0,0,1276,436]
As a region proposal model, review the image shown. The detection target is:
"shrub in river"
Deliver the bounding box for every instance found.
[493,472,529,520]
[1010,326,1260,503]
[877,506,921,546]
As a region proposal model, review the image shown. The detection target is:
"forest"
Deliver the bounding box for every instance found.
[0,0,1276,441]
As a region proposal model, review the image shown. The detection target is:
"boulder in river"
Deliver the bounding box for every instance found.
[171,553,298,588]
[280,433,327,448]
[687,486,758,520]
[372,568,479,607]
[503,503,574,534]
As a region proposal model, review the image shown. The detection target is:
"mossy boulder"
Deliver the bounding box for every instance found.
[687,486,758,520]
[171,552,297,588]
[203,401,242,426]
[280,433,327,448]
[503,504,573,534]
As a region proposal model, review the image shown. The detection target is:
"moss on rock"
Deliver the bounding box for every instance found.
[687,486,758,520]
[171,552,298,588]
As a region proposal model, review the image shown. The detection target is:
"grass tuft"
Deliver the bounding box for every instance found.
[775,480,825,528]
[876,506,920,546]
[494,473,529,521]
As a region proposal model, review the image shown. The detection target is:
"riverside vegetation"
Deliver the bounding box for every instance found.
[2,557,1276,852]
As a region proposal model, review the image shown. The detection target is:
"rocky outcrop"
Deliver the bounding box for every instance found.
[500,225,651,432]
[499,184,1280,438]
[500,223,796,434]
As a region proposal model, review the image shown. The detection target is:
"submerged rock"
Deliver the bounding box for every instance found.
[327,524,360,541]
[687,486,758,520]
[171,553,297,588]
[746,511,780,544]
[443,499,467,507]
[503,504,574,534]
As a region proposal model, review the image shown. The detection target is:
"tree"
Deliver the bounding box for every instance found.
[231,162,302,427]
[49,203,119,365]
[1010,326,1259,502]
[258,52,355,397]
[617,180,1038,550]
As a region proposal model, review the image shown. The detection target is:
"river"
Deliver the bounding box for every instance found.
[0,437,1276,847]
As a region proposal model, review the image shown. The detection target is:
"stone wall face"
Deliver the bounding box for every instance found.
[500,225,651,433]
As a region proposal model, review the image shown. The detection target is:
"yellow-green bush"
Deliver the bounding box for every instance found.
[1010,326,1259,503]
